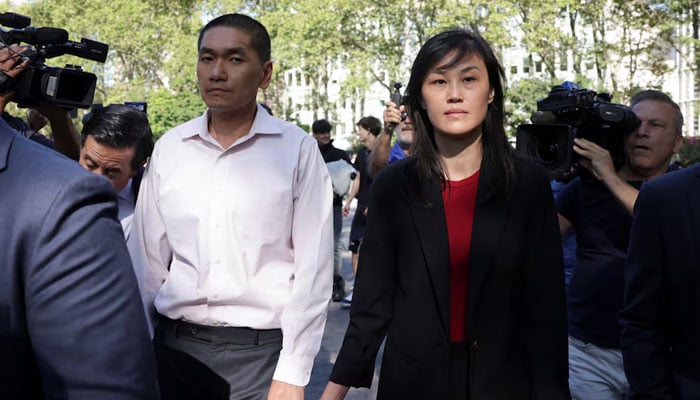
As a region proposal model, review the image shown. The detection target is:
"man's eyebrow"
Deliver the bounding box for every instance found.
[199,46,248,57]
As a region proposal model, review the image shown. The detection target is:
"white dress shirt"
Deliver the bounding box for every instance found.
[128,105,333,386]
[117,178,134,239]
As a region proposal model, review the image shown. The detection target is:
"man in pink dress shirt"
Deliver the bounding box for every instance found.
[129,13,334,400]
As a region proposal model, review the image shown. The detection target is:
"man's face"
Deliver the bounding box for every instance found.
[79,136,138,192]
[357,126,370,143]
[624,99,682,176]
[396,105,415,145]
[197,26,272,114]
[313,131,331,146]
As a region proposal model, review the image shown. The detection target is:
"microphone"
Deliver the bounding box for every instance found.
[0,12,31,29]
[530,110,557,124]
[5,27,69,45]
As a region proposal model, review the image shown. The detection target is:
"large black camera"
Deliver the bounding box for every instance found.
[516,82,640,179]
[0,12,108,109]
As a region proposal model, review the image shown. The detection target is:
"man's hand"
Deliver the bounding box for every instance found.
[573,137,639,215]
[573,138,616,183]
[0,45,29,112]
[383,100,402,135]
[267,380,304,400]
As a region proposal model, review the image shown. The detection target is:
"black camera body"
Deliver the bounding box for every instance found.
[0,12,108,109]
[516,82,640,180]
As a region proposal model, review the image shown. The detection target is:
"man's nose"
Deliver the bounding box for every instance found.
[209,59,226,80]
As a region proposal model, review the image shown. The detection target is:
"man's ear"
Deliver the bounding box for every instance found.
[129,159,147,179]
[259,60,273,90]
[673,134,683,154]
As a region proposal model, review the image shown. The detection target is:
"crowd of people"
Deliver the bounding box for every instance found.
[1,11,698,400]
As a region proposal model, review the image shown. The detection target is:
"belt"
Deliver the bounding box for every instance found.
[157,315,282,345]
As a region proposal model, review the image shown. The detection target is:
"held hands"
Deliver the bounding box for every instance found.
[267,380,304,400]
[572,138,617,183]
[342,202,351,217]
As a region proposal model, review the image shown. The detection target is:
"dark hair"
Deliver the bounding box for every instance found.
[404,28,515,196]
[81,104,154,171]
[630,90,683,136]
[312,119,333,134]
[198,13,271,63]
[356,116,382,136]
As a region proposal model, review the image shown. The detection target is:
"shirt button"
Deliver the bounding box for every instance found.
[215,259,221,264]
[212,294,219,300]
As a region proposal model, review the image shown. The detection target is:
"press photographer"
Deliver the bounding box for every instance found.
[516,82,640,180]
[0,12,108,160]
[545,88,683,399]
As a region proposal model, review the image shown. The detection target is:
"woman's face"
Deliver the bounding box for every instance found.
[420,51,494,141]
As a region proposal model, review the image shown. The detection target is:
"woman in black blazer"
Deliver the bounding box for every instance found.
[322,28,569,400]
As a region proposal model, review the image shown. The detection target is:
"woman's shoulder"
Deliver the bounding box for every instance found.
[374,156,416,182]
[513,155,551,184]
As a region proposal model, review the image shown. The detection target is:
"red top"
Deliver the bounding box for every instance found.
[441,170,480,342]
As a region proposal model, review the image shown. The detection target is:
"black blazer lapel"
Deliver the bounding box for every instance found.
[407,176,451,339]
[467,164,511,321]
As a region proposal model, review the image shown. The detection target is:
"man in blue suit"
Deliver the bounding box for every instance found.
[620,162,700,399]
[0,45,159,399]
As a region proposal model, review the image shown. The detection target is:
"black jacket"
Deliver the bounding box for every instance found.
[330,156,570,399]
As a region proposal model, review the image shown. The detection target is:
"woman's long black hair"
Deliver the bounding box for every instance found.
[403,28,516,198]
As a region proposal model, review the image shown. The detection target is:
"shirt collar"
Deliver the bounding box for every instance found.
[180,104,282,144]
[118,178,133,202]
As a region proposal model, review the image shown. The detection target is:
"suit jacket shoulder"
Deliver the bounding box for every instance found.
[0,128,160,399]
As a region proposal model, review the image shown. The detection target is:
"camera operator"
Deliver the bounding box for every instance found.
[0,44,159,399]
[312,118,354,302]
[557,90,683,400]
[368,99,414,176]
[0,86,80,160]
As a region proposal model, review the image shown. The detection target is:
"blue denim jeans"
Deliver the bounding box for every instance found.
[568,336,630,400]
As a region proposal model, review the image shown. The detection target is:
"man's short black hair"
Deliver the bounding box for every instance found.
[356,116,382,136]
[81,104,154,171]
[312,119,333,134]
[198,13,271,64]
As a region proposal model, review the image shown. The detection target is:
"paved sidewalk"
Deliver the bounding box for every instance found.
[306,203,382,399]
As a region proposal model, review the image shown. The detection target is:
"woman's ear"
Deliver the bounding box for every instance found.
[488,87,495,104]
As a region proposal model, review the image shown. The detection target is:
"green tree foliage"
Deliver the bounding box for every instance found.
[5,0,698,141]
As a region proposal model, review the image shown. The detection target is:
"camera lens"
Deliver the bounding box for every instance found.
[536,141,562,164]
[400,111,408,121]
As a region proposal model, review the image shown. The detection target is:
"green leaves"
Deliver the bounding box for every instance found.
[14,0,698,140]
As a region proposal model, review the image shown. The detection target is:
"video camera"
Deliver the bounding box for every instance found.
[0,12,108,109]
[516,81,640,180]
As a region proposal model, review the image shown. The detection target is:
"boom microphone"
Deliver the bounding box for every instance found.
[0,12,30,29]
[5,26,69,45]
